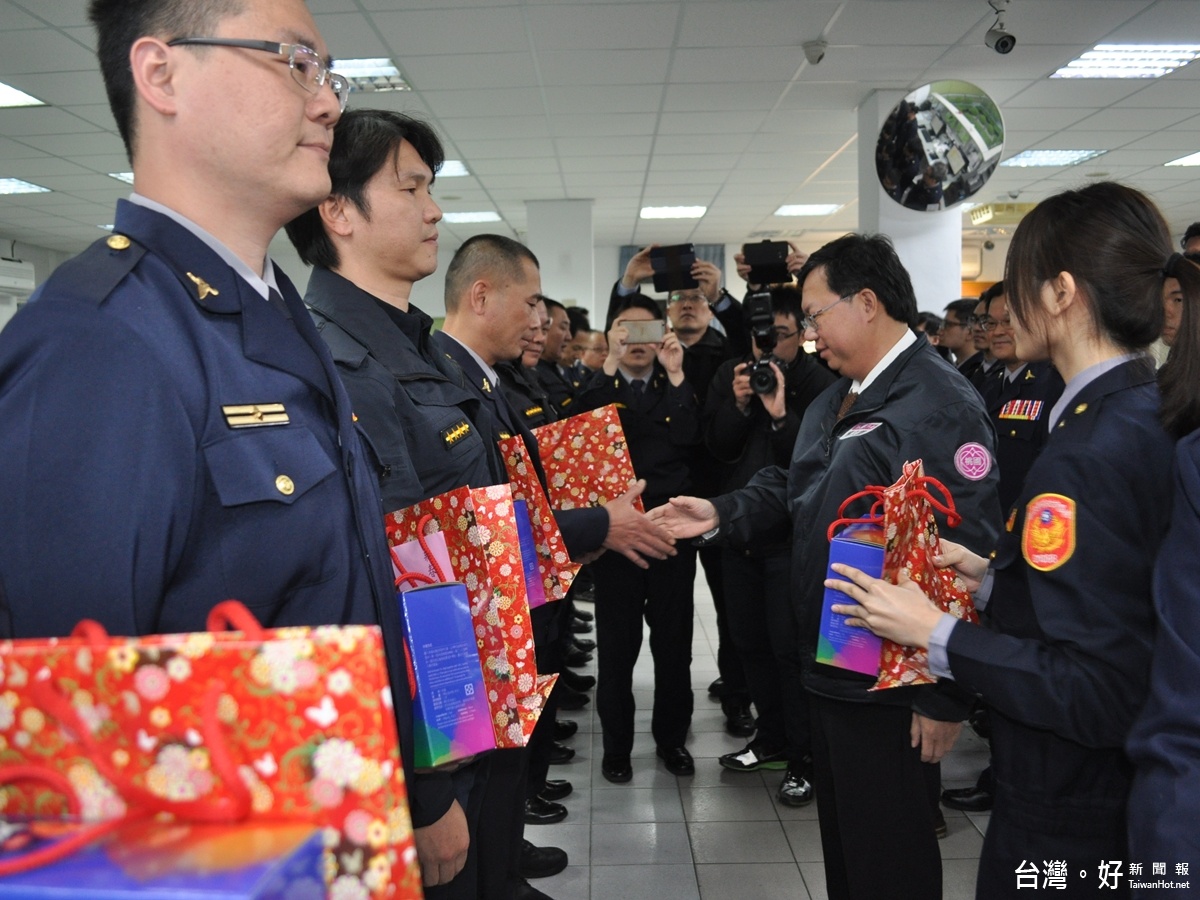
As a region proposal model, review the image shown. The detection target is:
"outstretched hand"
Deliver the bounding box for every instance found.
[645,495,718,540]
[602,479,677,568]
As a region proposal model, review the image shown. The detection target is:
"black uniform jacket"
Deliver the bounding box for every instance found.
[984,361,1066,513]
[498,361,556,430]
[947,358,1173,836]
[712,338,1001,719]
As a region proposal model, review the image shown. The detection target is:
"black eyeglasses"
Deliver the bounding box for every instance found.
[167,38,350,111]
[969,316,998,332]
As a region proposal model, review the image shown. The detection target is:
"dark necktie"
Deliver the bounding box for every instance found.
[630,379,645,410]
[836,389,858,421]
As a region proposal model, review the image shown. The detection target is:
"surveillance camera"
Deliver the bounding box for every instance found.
[984,240,996,251]
[985,24,1016,54]
[1007,190,1021,200]
[803,40,827,65]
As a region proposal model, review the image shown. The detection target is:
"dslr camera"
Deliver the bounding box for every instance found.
[744,289,781,394]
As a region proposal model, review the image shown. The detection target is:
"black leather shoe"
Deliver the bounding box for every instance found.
[524,796,568,825]
[557,684,590,710]
[539,778,573,801]
[941,784,994,812]
[515,878,555,899]
[933,807,948,839]
[777,768,814,807]
[571,637,597,653]
[559,669,595,692]
[721,699,755,738]
[601,754,633,784]
[549,741,576,764]
[707,677,725,698]
[564,648,593,668]
[574,609,594,622]
[554,718,579,740]
[571,618,593,634]
[656,746,694,776]
[519,841,568,879]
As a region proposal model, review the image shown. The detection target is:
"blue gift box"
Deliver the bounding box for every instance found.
[0,821,324,899]
[816,522,886,676]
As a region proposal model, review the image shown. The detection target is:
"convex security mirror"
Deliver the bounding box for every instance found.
[876,80,1004,212]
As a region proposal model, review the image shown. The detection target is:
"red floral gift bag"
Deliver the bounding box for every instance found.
[0,602,421,898]
[531,403,643,512]
[384,484,557,749]
[827,459,979,689]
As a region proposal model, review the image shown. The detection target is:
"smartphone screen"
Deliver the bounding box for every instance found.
[742,240,791,285]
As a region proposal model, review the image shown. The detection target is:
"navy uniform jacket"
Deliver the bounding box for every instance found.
[0,200,416,785]
[498,361,556,429]
[533,359,576,418]
[712,338,1000,718]
[947,359,1173,839]
[576,364,701,509]
[304,266,500,512]
[985,361,1066,513]
[1127,429,1200,867]
[430,331,608,557]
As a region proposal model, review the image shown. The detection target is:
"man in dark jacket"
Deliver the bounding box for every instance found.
[650,233,1000,900]
[703,286,835,805]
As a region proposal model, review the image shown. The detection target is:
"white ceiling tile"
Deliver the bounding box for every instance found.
[539,49,671,85]
[677,1,842,49]
[671,47,803,83]
[369,8,530,56]
[527,3,681,51]
[548,113,659,138]
[0,107,104,136]
[0,27,94,74]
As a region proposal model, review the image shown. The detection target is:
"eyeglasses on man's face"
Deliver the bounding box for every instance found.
[968,315,997,331]
[167,38,351,111]
[800,292,855,333]
[771,326,799,341]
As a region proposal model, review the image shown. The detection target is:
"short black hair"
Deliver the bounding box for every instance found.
[612,293,664,321]
[566,306,590,335]
[89,0,244,160]
[444,234,539,314]
[769,286,803,322]
[979,281,1005,305]
[943,298,978,321]
[1183,222,1200,249]
[916,311,943,335]
[542,297,567,318]
[285,109,445,269]
[797,233,918,327]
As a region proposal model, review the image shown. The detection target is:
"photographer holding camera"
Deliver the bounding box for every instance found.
[703,286,835,803]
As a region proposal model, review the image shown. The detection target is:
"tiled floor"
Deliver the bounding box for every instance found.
[530,570,990,900]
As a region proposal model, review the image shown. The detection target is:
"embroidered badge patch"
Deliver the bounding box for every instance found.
[838,421,882,440]
[953,442,992,481]
[1022,493,1076,571]
[998,400,1043,421]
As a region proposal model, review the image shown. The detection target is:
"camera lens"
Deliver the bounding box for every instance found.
[749,363,777,394]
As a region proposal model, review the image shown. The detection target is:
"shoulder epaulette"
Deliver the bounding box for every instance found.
[32,233,145,308]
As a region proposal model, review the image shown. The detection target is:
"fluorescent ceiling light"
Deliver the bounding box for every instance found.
[443,211,501,223]
[0,178,50,195]
[640,206,706,219]
[0,81,45,108]
[109,172,134,184]
[336,58,410,93]
[1165,151,1200,167]
[1052,44,1200,79]
[438,160,469,178]
[774,204,841,217]
[99,224,114,231]
[1001,150,1106,168]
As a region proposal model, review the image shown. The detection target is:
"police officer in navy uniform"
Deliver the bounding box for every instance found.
[0,0,418,827]
[498,297,556,432]
[823,183,1189,899]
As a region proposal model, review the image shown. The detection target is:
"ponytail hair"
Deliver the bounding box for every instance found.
[1158,252,1200,438]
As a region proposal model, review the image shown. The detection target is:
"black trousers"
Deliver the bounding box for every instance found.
[593,545,696,755]
[423,756,490,900]
[976,813,1129,899]
[721,549,809,765]
[700,546,749,703]
[810,693,943,900]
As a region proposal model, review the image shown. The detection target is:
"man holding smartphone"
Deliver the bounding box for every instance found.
[577,295,702,784]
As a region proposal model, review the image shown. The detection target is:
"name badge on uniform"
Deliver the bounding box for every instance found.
[838,421,881,440]
[441,420,471,447]
[998,400,1043,421]
[222,403,289,428]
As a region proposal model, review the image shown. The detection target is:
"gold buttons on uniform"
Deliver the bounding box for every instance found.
[275,474,295,496]
[106,234,131,250]
[1010,429,1017,437]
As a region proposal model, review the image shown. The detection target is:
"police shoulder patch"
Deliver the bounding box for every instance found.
[1021,493,1076,572]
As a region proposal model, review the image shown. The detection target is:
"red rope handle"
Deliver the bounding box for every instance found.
[826,488,886,542]
[0,766,149,877]
[205,600,266,639]
[415,514,448,583]
[910,475,963,528]
[27,678,251,823]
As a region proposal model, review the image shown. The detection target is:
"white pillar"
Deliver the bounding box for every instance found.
[525,200,595,318]
[858,91,963,311]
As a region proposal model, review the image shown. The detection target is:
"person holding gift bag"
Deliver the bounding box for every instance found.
[825,182,1200,899]
[650,233,1001,900]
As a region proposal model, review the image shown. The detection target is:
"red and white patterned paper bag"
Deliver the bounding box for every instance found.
[532,404,643,512]
[0,605,422,899]
[384,484,557,748]
[496,434,578,604]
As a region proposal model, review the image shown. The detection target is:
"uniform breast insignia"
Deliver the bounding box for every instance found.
[1006,508,1017,532]
[441,420,471,447]
[524,405,544,419]
[186,271,220,301]
[222,403,289,428]
[105,234,131,251]
[998,400,1043,421]
[1021,493,1076,571]
[1024,369,1036,380]
[1074,403,1088,415]
[481,377,492,393]
[838,421,882,440]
